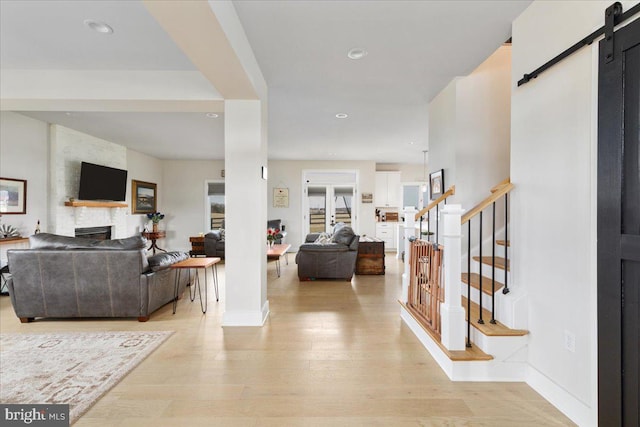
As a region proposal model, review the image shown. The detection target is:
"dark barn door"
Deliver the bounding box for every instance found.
[598,17,640,427]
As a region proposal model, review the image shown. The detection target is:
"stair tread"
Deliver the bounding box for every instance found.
[461,296,528,337]
[461,273,504,295]
[496,240,510,247]
[473,256,510,271]
[400,301,493,361]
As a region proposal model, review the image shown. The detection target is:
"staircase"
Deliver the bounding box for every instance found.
[401,179,530,381]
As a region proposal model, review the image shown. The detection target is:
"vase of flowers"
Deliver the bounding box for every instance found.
[267,227,283,248]
[147,212,165,232]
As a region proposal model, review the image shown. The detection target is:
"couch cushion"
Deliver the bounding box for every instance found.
[331,225,356,246]
[29,233,147,250]
[147,251,189,272]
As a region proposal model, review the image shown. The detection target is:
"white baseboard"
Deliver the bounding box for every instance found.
[526,365,595,427]
[222,300,270,326]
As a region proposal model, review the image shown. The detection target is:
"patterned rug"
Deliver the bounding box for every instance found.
[0,331,173,424]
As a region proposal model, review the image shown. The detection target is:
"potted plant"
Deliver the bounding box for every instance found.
[267,227,283,247]
[147,212,165,232]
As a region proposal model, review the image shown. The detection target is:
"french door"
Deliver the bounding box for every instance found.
[305,185,354,234]
[597,16,639,426]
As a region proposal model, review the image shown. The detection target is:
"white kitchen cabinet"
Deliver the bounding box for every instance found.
[374,172,401,207]
[375,222,397,250]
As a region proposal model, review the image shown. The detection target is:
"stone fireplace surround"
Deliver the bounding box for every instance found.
[50,126,130,239]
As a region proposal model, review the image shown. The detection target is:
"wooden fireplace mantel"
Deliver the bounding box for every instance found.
[64,201,128,208]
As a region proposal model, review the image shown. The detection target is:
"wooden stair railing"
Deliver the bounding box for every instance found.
[461,178,514,348]
[413,185,455,245]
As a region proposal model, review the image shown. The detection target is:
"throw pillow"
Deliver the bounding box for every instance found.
[314,232,332,244]
[219,229,226,241]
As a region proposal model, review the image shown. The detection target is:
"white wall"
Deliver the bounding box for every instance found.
[511,2,639,425]
[456,46,511,207]
[428,47,511,209]
[162,159,225,251]
[0,112,49,236]
[267,160,376,250]
[126,148,164,236]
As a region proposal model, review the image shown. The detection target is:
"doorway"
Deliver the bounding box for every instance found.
[302,170,358,236]
[597,16,639,426]
[307,185,354,233]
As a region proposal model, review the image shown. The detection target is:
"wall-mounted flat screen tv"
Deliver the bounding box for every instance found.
[78,162,128,201]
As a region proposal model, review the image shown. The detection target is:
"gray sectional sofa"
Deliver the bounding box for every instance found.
[6,233,190,322]
[296,223,359,281]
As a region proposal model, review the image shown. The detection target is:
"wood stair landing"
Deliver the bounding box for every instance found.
[461,273,504,295]
[496,240,510,247]
[473,256,510,271]
[400,301,493,361]
[461,297,528,337]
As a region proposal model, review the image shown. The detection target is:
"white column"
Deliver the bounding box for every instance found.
[222,100,269,326]
[440,204,466,351]
[401,207,417,303]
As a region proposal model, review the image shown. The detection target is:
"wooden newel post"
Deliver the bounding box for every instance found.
[402,207,417,303]
[440,204,466,351]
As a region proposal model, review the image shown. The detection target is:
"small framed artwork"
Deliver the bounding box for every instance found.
[131,180,157,214]
[0,177,27,214]
[429,169,444,200]
[362,193,373,203]
[273,188,289,208]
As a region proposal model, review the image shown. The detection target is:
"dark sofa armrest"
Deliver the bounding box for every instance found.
[147,251,189,272]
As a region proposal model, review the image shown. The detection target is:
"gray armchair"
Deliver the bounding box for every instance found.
[296,223,359,281]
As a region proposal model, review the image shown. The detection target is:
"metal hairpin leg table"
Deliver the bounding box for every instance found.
[267,243,291,278]
[170,257,220,314]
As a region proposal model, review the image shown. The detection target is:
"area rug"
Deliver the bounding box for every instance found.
[0,331,173,424]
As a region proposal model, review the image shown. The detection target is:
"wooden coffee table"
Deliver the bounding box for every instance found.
[170,257,220,314]
[267,243,291,277]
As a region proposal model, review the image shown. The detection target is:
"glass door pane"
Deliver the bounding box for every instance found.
[208,182,225,229]
[308,186,327,233]
[333,186,354,228]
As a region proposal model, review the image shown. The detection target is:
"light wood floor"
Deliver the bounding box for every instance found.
[0,255,575,426]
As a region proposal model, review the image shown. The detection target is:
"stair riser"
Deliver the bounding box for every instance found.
[462,284,497,313]
[465,327,528,361]
[463,260,510,283]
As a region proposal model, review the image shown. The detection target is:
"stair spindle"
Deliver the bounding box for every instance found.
[503,193,510,294]
[491,202,496,324]
[478,211,484,324]
[467,220,472,348]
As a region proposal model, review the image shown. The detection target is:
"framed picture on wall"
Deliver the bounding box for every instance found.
[131,180,157,214]
[0,177,27,214]
[429,169,444,201]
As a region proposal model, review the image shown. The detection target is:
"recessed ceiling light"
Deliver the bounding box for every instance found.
[409,141,415,145]
[347,48,368,60]
[65,112,73,116]
[206,113,219,118]
[84,19,113,34]
[335,113,348,119]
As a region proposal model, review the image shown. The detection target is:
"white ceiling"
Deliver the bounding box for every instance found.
[1,0,532,163]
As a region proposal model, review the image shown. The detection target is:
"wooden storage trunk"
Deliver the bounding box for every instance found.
[356,237,385,275]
